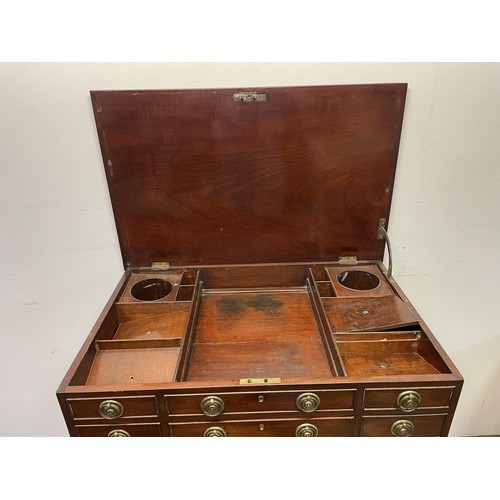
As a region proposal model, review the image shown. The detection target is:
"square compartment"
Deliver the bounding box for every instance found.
[336,332,451,377]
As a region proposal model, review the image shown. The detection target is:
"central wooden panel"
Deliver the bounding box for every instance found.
[187,291,333,381]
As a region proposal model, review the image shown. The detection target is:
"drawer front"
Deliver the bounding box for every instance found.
[75,423,162,437]
[68,396,158,420]
[166,389,355,416]
[171,417,353,437]
[363,387,454,412]
[360,414,447,437]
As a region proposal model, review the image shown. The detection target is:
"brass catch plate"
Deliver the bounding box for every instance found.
[240,377,282,385]
[233,92,267,102]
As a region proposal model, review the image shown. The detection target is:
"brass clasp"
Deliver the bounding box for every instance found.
[232,92,267,102]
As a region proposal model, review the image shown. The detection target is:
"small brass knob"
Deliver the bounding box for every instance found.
[296,392,320,413]
[296,423,319,437]
[107,429,130,437]
[391,419,414,437]
[396,390,421,412]
[203,426,227,437]
[99,400,124,419]
[201,396,225,417]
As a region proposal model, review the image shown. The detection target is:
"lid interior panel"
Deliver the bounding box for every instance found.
[91,84,407,268]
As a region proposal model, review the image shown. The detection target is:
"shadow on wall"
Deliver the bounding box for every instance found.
[451,334,500,436]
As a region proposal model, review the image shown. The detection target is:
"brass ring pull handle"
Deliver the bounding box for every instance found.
[99,400,124,419]
[201,396,225,417]
[396,391,421,413]
[296,423,319,437]
[296,393,320,413]
[203,426,227,437]
[107,429,131,437]
[391,419,414,437]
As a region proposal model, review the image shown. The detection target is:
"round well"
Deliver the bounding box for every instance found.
[130,278,173,301]
[336,270,380,291]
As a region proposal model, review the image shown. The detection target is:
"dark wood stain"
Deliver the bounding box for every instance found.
[216,297,247,315]
[215,293,284,317]
[248,294,283,312]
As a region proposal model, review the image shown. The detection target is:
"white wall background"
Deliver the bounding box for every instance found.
[1,62,499,437]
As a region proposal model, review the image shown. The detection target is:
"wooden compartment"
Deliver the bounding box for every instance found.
[186,290,334,382]
[86,343,181,386]
[70,274,198,387]
[327,264,394,298]
[335,332,452,377]
[113,308,190,340]
[118,271,184,303]
[322,295,419,332]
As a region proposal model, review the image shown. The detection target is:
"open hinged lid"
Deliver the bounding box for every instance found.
[91,84,407,269]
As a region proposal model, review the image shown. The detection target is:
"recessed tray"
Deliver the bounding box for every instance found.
[86,346,180,385]
[186,290,334,382]
[335,332,451,376]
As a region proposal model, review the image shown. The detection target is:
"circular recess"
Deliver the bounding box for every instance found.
[130,278,173,301]
[336,270,380,291]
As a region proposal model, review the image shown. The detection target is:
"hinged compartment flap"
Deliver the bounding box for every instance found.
[91,84,407,268]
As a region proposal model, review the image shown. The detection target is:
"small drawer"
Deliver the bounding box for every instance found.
[360,414,447,437]
[166,389,356,416]
[363,387,454,412]
[75,423,162,437]
[170,417,353,437]
[68,396,158,420]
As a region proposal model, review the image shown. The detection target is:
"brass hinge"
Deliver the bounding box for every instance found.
[233,91,267,102]
[239,377,282,385]
[338,256,357,265]
[377,218,387,239]
[151,261,170,271]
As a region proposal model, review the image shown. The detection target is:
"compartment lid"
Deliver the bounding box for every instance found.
[91,84,407,268]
